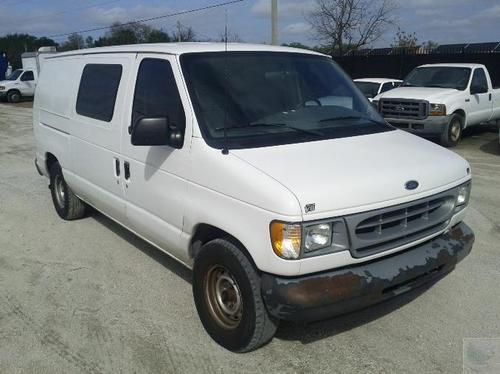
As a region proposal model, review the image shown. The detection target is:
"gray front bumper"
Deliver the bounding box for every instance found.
[261,222,473,322]
[386,115,450,136]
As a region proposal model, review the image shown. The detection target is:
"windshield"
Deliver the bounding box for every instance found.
[5,69,23,81]
[181,52,392,149]
[403,67,471,90]
[355,81,380,98]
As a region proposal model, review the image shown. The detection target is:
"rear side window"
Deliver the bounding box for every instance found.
[132,59,185,131]
[76,64,123,122]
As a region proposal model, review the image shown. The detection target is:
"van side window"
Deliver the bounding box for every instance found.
[132,59,185,132]
[76,64,123,122]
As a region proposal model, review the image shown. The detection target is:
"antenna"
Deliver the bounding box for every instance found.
[222,9,229,155]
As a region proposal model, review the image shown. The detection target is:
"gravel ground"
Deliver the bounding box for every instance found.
[0,102,499,374]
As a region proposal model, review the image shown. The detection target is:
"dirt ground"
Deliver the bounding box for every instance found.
[0,102,499,373]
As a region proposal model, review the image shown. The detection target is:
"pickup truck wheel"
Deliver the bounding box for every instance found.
[440,114,463,147]
[193,239,278,352]
[49,162,86,220]
[7,90,21,104]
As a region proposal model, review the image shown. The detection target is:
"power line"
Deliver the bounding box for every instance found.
[47,0,245,39]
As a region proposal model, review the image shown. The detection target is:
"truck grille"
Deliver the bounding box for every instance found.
[380,99,428,120]
[344,188,459,258]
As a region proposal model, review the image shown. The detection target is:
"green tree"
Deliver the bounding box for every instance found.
[392,28,419,49]
[60,33,85,51]
[95,22,172,46]
[0,33,58,68]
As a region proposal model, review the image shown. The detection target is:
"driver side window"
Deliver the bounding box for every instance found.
[21,71,34,81]
[132,58,185,132]
[471,69,487,92]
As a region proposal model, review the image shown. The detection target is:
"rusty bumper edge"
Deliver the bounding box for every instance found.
[261,222,474,322]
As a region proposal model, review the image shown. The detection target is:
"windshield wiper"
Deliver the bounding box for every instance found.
[216,122,324,137]
[250,122,324,136]
[319,116,385,125]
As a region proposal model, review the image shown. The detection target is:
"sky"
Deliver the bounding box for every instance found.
[0,0,499,47]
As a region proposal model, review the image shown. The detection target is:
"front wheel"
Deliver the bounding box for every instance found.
[7,90,21,104]
[440,114,463,147]
[193,239,278,352]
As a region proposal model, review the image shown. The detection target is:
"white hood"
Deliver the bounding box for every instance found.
[376,86,461,103]
[232,130,469,216]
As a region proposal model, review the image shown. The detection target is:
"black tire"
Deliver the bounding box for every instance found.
[440,114,463,147]
[193,238,278,352]
[7,90,21,104]
[49,162,86,220]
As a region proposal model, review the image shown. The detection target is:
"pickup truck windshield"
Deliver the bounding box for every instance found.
[181,52,391,149]
[354,81,380,98]
[403,67,471,90]
[6,69,23,81]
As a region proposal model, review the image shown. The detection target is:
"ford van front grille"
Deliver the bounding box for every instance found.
[344,189,458,258]
[380,99,428,120]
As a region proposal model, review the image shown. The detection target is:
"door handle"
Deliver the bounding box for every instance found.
[465,98,470,102]
[489,93,492,101]
[124,161,130,181]
[114,158,121,177]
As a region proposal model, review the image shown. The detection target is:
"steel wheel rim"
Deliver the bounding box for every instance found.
[204,265,243,330]
[450,121,461,142]
[54,175,65,208]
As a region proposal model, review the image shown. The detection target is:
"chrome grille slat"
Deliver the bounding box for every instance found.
[356,199,443,230]
[344,189,459,258]
[380,99,428,120]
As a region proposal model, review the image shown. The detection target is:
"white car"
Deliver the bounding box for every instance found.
[374,63,500,147]
[354,78,402,101]
[33,43,474,352]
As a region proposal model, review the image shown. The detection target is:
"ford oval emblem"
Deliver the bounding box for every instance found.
[405,180,419,190]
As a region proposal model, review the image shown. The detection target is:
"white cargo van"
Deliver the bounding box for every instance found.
[33,43,474,352]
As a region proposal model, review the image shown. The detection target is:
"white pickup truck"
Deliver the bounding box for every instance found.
[374,63,500,146]
[0,47,56,103]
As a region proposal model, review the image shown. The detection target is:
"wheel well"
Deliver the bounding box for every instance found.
[189,224,249,261]
[46,153,58,174]
[7,89,21,95]
[453,110,466,126]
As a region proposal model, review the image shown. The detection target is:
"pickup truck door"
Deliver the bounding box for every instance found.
[467,68,492,125]
[19,70,36,96]
[120,54,191,263]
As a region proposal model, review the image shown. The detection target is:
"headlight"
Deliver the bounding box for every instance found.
[0,86,5,91]
[456,182,471,207]
[270,219,349,260]
[429,103,446,116]
[304,223,332,252]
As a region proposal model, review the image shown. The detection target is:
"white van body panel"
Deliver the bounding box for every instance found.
[34,43,472,277]
[232,130,469,217]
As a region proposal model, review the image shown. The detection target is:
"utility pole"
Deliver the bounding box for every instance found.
[177,21,182,42]
[271,0,278,45]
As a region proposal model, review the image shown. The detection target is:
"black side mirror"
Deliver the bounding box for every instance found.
[131,117,184,148]
[471,84,488,95]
